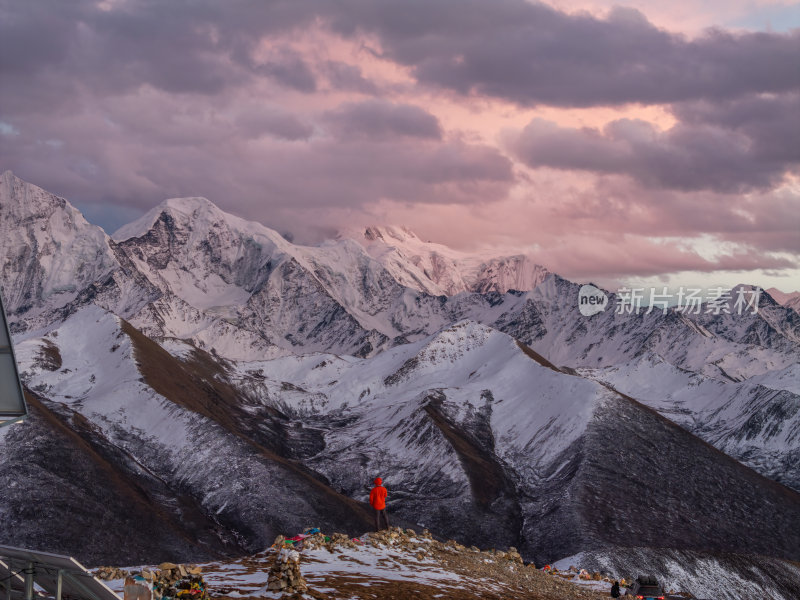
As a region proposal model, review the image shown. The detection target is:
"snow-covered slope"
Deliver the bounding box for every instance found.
[3,173,799,493]
[226,321,800,564]
[4,172,797,375]
[112,197,436,357]
[7,312,800,571]
[3,174,799,484]
[3,307,376,563]
[113,196,288,311]
[188,320,612,554]
[579,354,800,490]
[499,275,800,379]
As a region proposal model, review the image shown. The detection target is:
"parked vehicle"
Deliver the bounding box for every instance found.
[626,575,665,599]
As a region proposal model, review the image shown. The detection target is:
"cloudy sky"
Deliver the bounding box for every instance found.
[1,0,798,292]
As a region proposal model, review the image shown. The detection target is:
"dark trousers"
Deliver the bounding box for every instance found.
[375,508,390,531]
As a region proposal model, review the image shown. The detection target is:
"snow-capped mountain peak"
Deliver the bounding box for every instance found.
[341,224,550,296]
[112,196,287,246]
[0,171,118,315]
[362,224,420,244]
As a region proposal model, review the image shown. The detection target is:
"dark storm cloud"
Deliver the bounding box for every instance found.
[4,0,799,111]
[322,61,381,95]
[672,93,800,165]
[0,100,512,221]
[253,49,318,93]
[0,0,79,76]
[235,109,314,141]
[0,0,319,106]
[323,100,443,141]
[2,1,234,100]
[171,137,512,209]
[511,102,799,193]
[328,1,800,107]
[555,178,800,255]
[232,138,514,208]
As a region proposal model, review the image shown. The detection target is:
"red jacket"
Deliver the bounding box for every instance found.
[370,478,387,510]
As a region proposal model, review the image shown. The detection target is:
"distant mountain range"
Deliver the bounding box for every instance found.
[1,171,799,599]
[768,287,800,313]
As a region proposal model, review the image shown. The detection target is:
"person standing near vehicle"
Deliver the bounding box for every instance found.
[370,477,390,530]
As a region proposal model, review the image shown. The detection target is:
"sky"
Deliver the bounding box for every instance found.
[1,0,798,293]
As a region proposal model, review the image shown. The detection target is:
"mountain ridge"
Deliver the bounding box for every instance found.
[5,308,800,572]
[1,172,799,600]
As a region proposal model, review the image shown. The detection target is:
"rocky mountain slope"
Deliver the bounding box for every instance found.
[579,353,800,490]
[558,547,800,600]
[768,287,800,313]
[2,307,376,565]
[8,169,795,370]
[5,310,800,575]
[3,171,796,370]
[226,321,800,565]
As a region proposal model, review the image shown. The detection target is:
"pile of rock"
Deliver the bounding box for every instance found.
[571,568,606,582]
[95,567,131,581]
[542,565,609,583]
[140,563,203,584]
[369,526,449,551]
[271,525,548,596]
[266,548,307,594]
[135,564,207,600]
[304,532,358,552]
[507,547,525,565]
[358,527,533,569]
[485,546,524,565]
[275,529,364,553]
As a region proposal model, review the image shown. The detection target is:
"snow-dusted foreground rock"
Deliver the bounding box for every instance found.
[101,527,610,600]
[94,528,800,600]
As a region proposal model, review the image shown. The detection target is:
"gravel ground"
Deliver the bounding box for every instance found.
[201,527,612,600]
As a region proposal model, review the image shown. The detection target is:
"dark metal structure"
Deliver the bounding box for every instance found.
[0,288,27,428]
[0,546,120,600]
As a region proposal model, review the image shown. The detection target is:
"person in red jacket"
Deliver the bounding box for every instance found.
[369,477,390,531]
